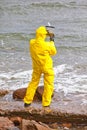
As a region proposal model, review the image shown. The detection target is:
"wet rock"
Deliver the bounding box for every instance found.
[36,86,44,100]
[62,123,72,129]
[84,126,87,130]
[5,126,20,130]
[0,90,87,127]
[13,87,26,100]
[13,86,44,101]
[22,119,55,130]
[10,116,22,126]
[49,122,59,129]
[0,117,18,130]
[0,90,9,96]
[13,86,54,101]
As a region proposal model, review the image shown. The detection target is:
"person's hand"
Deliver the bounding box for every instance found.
[50,33,54,41]
[47,30,54,41]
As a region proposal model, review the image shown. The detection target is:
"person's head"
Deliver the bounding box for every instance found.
[36,26,48,39]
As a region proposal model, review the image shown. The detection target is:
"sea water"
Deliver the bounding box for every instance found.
[0,0,87,104]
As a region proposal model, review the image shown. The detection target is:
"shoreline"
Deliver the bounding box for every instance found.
[0,89,87,129]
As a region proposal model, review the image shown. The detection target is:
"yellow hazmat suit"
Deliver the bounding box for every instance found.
[24,26,57,107]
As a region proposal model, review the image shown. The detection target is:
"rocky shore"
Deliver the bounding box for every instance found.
[0,86,87,130]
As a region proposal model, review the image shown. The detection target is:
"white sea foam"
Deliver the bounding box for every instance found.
[54,64,67,74]
[12,70,32,79]
[0,64,87,96]
[1,40,5,46]
[81,99,87,105]
[54,64,87,96]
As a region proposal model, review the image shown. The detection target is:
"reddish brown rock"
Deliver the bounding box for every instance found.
[22,119,54,130]
[0,117,14,130]
[13,86,44,101]
[10,116,22,126]
[0,90,9,96]
[36,86,44,100]
[13,86,54,101]
[13,87,26,100]
[62,123,72,128]
[49,122,59,129]
[0,89,87,128]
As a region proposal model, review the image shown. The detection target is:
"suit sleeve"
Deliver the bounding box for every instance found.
[48,41,57,56]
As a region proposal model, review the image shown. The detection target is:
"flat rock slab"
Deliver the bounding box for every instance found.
[0,91,87,124]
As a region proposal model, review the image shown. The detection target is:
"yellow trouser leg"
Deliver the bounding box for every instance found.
[42,69,54,106]
[24,70,41,104]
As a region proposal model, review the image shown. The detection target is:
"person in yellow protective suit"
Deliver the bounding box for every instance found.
[24,26,57,107]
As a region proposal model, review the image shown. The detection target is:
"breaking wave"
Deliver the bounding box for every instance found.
[0,64,87,97]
